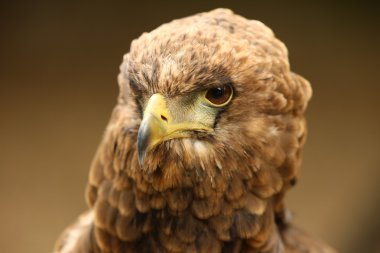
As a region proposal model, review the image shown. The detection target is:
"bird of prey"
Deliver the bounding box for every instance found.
[54,8,336,253]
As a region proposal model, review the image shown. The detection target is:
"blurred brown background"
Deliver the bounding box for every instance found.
[0,1,379,253]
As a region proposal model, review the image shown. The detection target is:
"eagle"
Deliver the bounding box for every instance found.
[54,8,336,253]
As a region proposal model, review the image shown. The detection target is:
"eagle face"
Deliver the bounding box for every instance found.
[116,9,311,190]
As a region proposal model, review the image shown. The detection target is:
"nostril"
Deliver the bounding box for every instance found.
[161,115,168,122]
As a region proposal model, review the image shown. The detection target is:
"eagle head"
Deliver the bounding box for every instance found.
[114,9,311,194]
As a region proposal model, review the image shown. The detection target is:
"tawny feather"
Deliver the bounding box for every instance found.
[54,8,336,253]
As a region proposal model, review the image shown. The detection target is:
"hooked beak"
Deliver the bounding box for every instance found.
[137,93,212,166]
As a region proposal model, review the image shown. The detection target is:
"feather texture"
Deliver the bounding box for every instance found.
[54,8,336,253]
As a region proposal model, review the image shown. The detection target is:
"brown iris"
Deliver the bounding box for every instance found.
[205,85,233,106]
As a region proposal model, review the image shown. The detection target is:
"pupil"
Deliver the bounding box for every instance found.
[212,87,223,98]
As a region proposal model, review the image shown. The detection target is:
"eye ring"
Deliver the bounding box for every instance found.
[129,79,143,97]
[204,84,233,107]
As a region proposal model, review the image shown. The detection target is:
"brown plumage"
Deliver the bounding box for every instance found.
[54,8,336,253]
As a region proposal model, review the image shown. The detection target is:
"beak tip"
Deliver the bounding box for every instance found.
[137,122,150,167]
[137,148,145,166]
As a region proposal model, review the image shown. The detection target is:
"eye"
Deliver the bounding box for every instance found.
[129,79,142,97]
[204,85,233,106]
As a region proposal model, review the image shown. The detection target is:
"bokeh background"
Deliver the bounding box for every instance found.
[1,1,379,252]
